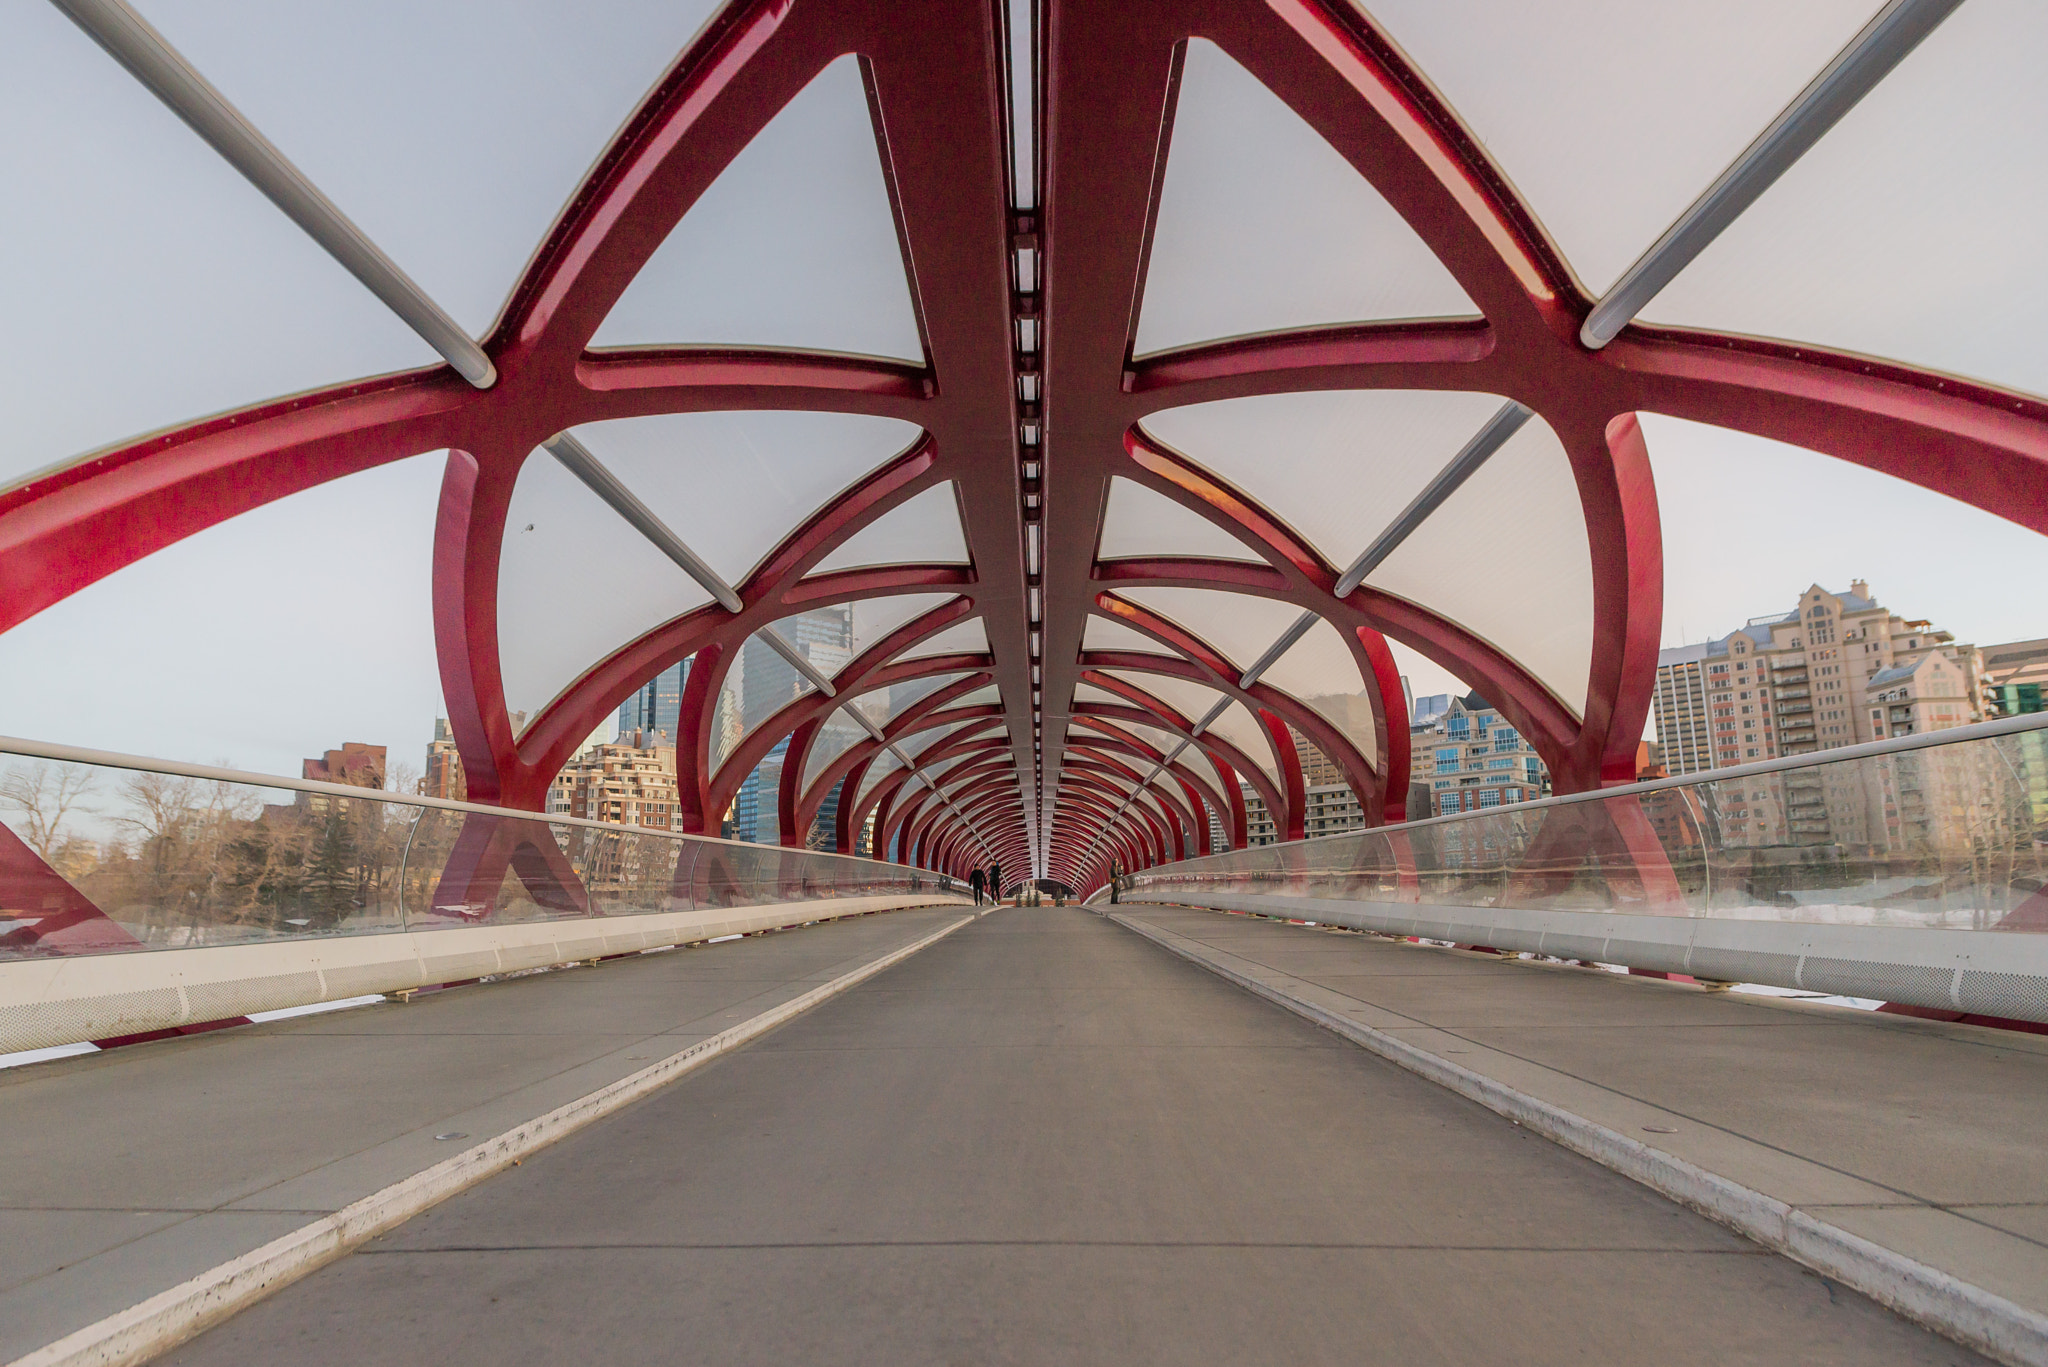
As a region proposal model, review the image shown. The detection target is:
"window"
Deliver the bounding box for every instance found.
[1486,757,1513,770]
[1493,729,1519,751]
[1478,790,1501,808]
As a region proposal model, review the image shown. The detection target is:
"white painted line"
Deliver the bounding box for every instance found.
[8,911,982,1367]
[1112,910,2048,1367]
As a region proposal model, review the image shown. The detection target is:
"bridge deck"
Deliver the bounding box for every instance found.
[0,906,968,1361]
[146,906,1976,1365]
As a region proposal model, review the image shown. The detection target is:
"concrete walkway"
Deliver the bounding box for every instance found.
[1113,903,2048,1346]
[154,907,1977,1366]
[0,906,968,1362]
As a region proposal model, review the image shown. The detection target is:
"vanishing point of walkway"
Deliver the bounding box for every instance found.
[149,906,1975,1366]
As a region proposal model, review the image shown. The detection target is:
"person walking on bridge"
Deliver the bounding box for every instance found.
[968,866,985,906]
[987,860,1002,905]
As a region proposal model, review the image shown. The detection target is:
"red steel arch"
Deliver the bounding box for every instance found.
[1,0,2042,897]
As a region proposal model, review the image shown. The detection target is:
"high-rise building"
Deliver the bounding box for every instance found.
[547,732,679,830]
[1654,581,1991,776]
[617,659,690,745]
[724,606,854,844]
[1408,691,1548,818]
[1650,643,1712,776]
[424,718,463,801]
[1983,638,2048,717]
[297,743,386,814]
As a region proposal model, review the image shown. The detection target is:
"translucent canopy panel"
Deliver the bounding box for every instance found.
[1367,413,1593,715]
[1637,2,2048,401]
[1364,0,1878,296]
[1133,39,1475,357]
[843,672,972,732]
[1110,586,1382,769]
[1113,586,1303,675]
[592,55,923,361]
[708,630,825,773]
[499,452,713,725]
[1081,613,1180,660]
[1096,478,1264,563]
[951,685,1002,710]
[800,706,876,792]
[133,0,722,336]
[566,411,921,588]
[1140,389,1508,572]
[854,748,903,809]
[813,484,971,574]
[0,454,445,779]
[849,593,966,658]
[1266,618,1382,771]
[900,617,990,662]
[1137,723,1227,795]
[1095,670,1279,788]
[1071,681,1136,710]
[2,4,434,486]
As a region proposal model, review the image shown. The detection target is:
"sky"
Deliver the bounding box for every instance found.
[3,0,2044,790]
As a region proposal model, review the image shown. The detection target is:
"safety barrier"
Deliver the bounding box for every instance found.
[0,739,965,1051]
[1112,714,2048,1023]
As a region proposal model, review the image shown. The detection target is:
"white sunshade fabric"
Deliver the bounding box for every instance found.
[1133,38,1475,357]
[498,451,714,724]
[1142,392,1594,718]
[814,484,972,572]
[591,54,924,362]
[3,3,434,489]
[1111,586,1383,771]
[1095,668,1278,789]
[496,411,920,723]
[133,0,725,339]
[1095,478,1265,563]
[1364,0,1879,300]
[899,617,991,661]
[1364,414,1594,717]
[1138,389,1510,573]
[848,594,970,657]
[1633,1,2048,403]
[801,671,973,790]
[1081,613,1181,659]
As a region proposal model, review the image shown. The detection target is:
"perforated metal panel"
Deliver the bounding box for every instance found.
[184,971,323,1023]
[0,986,183,1052]
[1799,956,1953,1006]
[321,962,415,999]
[1538,933,1611,963]
[1959,970,2048,1023]
[1688,948,1800,987]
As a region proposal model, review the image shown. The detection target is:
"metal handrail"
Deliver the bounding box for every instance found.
[1154,710,2048,862]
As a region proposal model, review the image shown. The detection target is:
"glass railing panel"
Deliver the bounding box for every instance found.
[1128,721,2048,933]
[0,744,961,962]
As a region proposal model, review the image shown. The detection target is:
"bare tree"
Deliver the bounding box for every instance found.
[0,761,97,858]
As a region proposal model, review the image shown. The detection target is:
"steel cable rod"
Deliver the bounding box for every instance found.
[1579,0,1963,349]
[51,0,498,387]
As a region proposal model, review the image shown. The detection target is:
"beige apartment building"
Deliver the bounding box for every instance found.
[1655,580,1992,777]
[546,733,681,830]
[1653,582,2009,852]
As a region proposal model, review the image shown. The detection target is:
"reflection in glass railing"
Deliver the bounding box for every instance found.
[1129,723,2048,933]
[0,748,956,960]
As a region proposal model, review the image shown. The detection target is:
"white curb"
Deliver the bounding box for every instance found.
[9,911,983,1367]
[1112,909,2048,1367]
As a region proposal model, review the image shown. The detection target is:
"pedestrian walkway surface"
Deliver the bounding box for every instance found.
[0,905,967,1362]
[1114,903,2048,1331]
[153,906,1978,1366]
